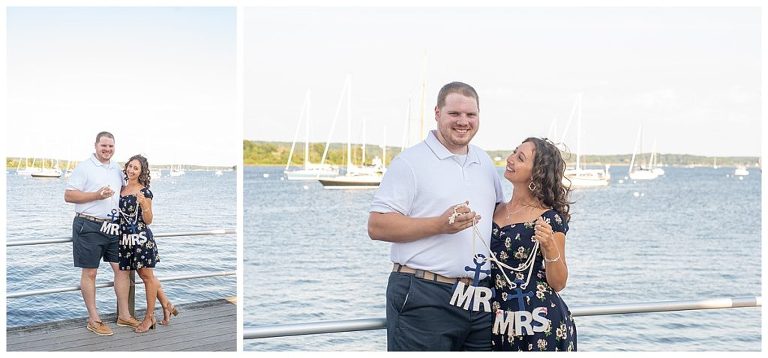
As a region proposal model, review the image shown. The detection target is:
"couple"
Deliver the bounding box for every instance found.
[369,82,576,351]
[64,131,178,336]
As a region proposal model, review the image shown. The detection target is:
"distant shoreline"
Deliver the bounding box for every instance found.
[5,158,237,171]
[242,140,761,168]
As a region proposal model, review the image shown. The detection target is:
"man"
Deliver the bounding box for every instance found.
[369,82,504,351]
[65,131,138,335]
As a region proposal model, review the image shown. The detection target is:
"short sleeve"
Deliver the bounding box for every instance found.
[66,161,87,191]
[545,210,569,236]
[369,156,415,215]
[142,188,154,200]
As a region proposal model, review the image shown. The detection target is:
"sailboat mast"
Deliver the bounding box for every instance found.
[383,127,387,170]
[347,76,352,171]
[304,90,311,169]
[362,117,366,165]
[401,99,411,152]
[320,78,348,167]
[285,90,309,171]
[419,52,426,140]
[576,94,582,173]
[629,125,641,175]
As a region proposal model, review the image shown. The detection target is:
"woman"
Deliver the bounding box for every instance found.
[118,154,179,333]
[490,137,576,351]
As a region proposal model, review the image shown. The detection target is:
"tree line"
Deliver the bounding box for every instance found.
[243,140,760,168]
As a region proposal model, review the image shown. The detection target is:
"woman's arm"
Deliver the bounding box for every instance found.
[137,191,153,225]
[541,233,568,292]
[534,218,569,292]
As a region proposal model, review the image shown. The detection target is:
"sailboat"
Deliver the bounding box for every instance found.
[318,76,385,189]
[649,140,665,176]
[734,166,749,176]
[169,164,185,177]
[561,94,610,188]
[628,125,659,181]
[15,157,36,176]
[284,90,339,180]
[30,158,63,178]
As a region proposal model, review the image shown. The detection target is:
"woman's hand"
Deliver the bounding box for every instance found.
[136,191,148,209]
[533,217,558,255]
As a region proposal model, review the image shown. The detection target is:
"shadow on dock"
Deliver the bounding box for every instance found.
[7,298,236,352]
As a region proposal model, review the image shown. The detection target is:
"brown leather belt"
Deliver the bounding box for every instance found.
[76,213,108,223]
[393,263,473,285]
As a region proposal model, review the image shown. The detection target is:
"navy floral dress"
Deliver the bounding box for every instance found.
[490,209,576,351]
[118,188,159,270]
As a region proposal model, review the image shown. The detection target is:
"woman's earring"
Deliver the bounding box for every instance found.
[528,181,537,191]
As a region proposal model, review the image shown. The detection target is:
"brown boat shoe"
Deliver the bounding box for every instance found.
[116,316,141,328]
[86,321,114,336]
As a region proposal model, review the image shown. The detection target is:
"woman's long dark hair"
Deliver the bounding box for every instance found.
[524,137,572,222]
[123,154,151,189]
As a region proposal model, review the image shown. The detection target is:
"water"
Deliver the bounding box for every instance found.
[244,165,761,351]
[6,170,237,328]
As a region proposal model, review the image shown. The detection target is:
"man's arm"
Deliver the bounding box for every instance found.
[368,204,480,243]
[64,186,112,204]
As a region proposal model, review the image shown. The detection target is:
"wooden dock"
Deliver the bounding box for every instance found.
[7,298,236,352]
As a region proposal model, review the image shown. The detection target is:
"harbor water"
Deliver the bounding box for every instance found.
[244,165,761,351]
[6,169,237,328]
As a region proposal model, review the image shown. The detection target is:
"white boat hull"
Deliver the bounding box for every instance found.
[318,175,382,189]
[284,167,339,181]
[564,175,609,187]
[30,169,62,178]
[563,168,610,187]
[629,169,659,180]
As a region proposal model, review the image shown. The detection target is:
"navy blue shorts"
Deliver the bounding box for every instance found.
[386,271,493,351]
[72,216,119,268]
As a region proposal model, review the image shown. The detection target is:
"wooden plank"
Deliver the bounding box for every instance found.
[7,299,236,352]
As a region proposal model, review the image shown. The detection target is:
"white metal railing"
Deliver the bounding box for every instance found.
[7,271,235,299]
[243,296,761,339]
[6,229,237,315]
[6,229,237,247]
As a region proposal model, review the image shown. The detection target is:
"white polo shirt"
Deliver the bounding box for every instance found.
[370,130,504,279]
[66,154,124,219]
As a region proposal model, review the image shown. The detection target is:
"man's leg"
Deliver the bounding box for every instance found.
[462,278,493,351]
[386,273,464,351]
[81,268,101,324]
[463,310,493,351]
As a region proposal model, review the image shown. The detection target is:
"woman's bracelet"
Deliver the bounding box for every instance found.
[544,251,561,263]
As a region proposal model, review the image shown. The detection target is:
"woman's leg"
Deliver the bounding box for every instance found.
[157,284,176,325]
[136,267,158,332]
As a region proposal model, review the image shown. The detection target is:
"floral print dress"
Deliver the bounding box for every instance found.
[490,209,577,351]
[118,188,159,270]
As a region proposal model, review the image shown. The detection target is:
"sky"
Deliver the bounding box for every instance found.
[244,6,761,157]
[6,7,238,166]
